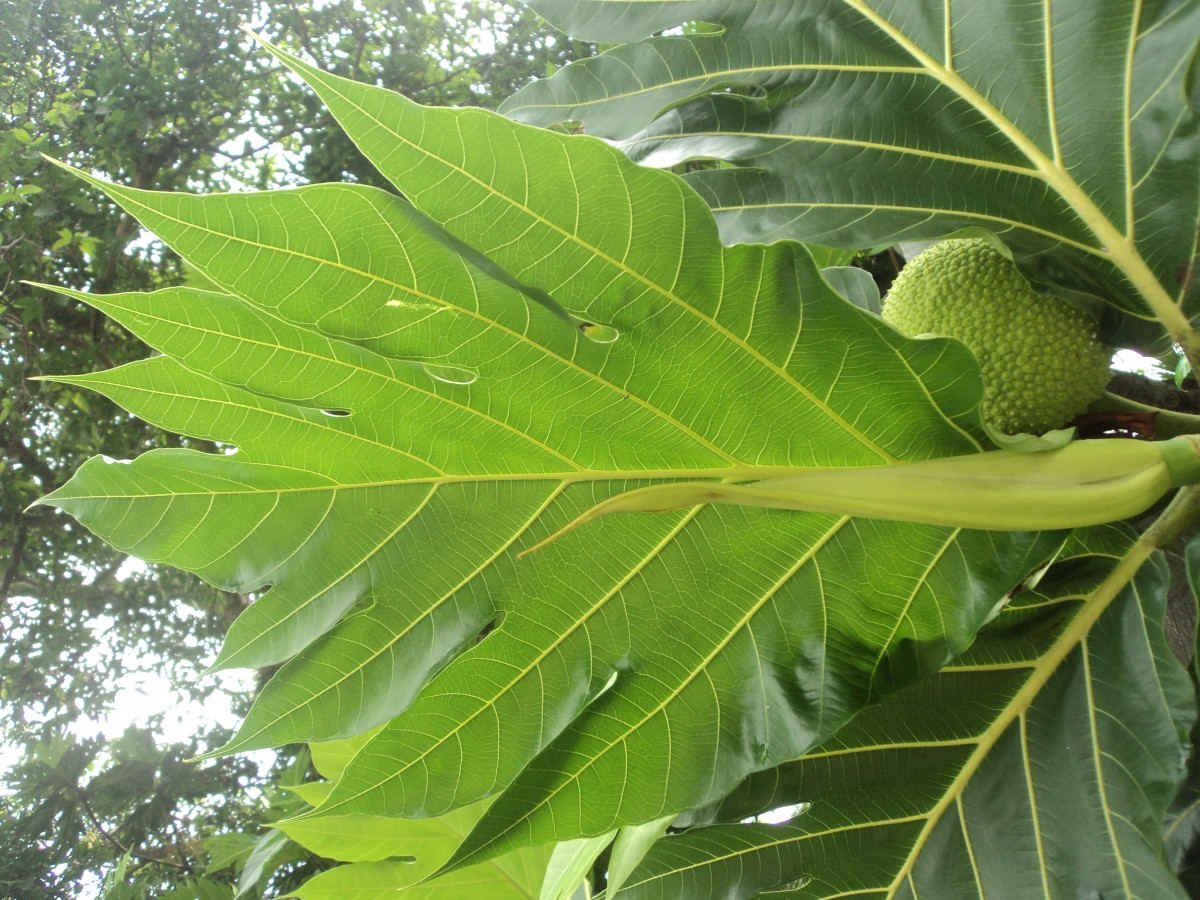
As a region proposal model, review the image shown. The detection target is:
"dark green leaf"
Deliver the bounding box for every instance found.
[612,526,1196,897]
[508,1,1200,349]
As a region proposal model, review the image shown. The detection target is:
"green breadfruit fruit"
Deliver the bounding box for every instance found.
[881,238,1112,435]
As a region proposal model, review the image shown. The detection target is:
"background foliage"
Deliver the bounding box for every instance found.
[7,1,1200,898]
[1,1,579,895]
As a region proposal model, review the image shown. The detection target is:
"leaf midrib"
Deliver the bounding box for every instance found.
[53,461,830,502]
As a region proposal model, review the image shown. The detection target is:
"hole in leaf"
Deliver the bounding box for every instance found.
[596,667,620,696]
[473,613,503,645]
[768,875,812,892]
[321,409,351,417]
[421,362,477,385]
[751,801,811,824]
[584,665,623,708]
[577,320,621,344]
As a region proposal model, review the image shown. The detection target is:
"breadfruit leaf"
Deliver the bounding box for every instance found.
[36,41,1065,870]
[607,527,1195,899]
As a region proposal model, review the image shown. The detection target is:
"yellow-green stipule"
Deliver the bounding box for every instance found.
[521,435,1200,556]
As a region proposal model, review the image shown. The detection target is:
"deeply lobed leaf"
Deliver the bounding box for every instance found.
[39,40,1065,871]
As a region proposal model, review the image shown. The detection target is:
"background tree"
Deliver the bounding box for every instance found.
[25,2,1200,897]
[17,1,1200,897]
[0,1,581,895]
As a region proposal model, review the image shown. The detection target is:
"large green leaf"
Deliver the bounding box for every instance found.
[606,525,1197,898]
[284,803,555,899]
[505,0,1200,350]
[281,734,554,898]
[34,41,1065,871]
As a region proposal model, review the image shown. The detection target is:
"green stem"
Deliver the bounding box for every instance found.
[1142,484,1200,550]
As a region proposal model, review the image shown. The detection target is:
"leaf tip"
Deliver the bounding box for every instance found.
[515,528,567,559]
[38,153,80,176]
[518,484,710,557]
[517,512,592,558]
[277,806,323,825]
[38,156,110,192]
[240,25,279,57]
[23,495,52,515]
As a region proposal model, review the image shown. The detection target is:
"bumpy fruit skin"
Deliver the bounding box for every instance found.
[881,238,1112,434]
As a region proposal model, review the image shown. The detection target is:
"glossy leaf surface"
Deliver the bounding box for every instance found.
[507,0,1200,344]
[609,526,1196,898]
[279,759,553,900]
[35,41,1066,871]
